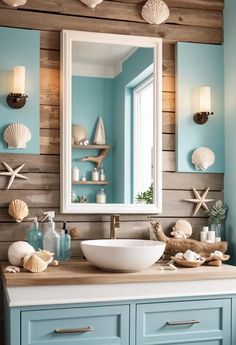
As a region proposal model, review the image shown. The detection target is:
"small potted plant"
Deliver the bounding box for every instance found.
[205,200,228,241]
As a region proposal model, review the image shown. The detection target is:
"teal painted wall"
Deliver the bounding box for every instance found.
[72,76,114,203]
[0,27,40,154]
[224,0,236,263]
[176,42,224,173]
[113,48,153,203]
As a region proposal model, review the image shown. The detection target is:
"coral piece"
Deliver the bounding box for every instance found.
[8,241,35,267]
[0,162,29,189]
[141,0,169,25]
[23,254,48,273]
[150,221,228,257]
[8,199,29,223]
[3,123,31,149]
[81,146,110,168]
[80,0,103,9]
[72,124,87,145]
[93,117,106,144]
[185,187,214,216]
[172,220,192,238]
[192,147,215,171]
[35,250,54,264]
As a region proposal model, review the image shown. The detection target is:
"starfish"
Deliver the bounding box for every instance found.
[185,187,214,216]
[0,162,29,189]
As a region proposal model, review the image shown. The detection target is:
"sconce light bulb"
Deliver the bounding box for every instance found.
[199,86,211,113]
[13,66,25,94]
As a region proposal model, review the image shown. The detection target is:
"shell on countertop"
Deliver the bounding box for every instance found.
[2,0,27,7]
[80,0,103,9]
[3,123,31,149]
[191,147,215,171]
[170,230,187,239]
[72,124,87,145]
[172,220,192,238]
[23,254,48,273]
[8,241,35,267]
[35,250,54,264]
[8,199,29,223]
[141,0,170,25]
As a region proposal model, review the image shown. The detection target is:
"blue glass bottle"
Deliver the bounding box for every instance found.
[60,222,71,261]
[27,217,43,251]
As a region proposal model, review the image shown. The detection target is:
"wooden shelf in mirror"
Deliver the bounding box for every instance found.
[72,144,110,149]
[72,181,109,185]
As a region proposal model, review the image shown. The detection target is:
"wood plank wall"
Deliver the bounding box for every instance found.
[0,0,224,342]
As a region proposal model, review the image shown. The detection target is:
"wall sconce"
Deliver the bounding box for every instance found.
[7,66,28,109]
[193,86,214,125]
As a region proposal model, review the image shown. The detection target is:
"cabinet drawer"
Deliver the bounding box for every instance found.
[136,299,231,345]
[21,305,129,345]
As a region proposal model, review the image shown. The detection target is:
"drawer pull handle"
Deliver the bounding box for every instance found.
[55,326,94,334]
[166,320,200,326]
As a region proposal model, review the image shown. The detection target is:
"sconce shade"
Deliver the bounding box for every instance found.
[13,66,25,94]
[199,86,211,113]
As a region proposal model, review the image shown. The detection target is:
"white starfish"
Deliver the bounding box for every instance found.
[185,187,214,216]
[0,162,29,189]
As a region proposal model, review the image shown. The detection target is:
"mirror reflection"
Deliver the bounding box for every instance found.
[71,41,154,205]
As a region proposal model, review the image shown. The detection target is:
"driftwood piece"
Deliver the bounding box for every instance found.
[81,147,110,168]
[150,221,228,257]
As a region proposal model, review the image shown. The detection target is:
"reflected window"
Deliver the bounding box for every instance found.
[133,77,154,203]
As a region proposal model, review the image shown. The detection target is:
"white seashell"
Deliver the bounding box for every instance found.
[35,250,54,264]
[80,0,103,9]
[23,254,48,273]
[183,250,196,262]
[8,241,35,267]
[4,123,31,149]
[173,220,192,238]
[72,124,87,145]
[93,117,106,144]
[4,265,20,273]
[175,252,184,259]
[141,0,170,25]
[191,147,215,171]
[2,0,26,7]
[8,199,29,223]
[210,250,224,260]
[171,230,187,239]
[51,260,59,266]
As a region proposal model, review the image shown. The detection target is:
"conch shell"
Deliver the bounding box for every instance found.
[23,253,48,273]
[8,199,29,223]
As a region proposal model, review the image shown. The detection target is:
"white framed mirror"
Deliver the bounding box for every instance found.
[60,30,162,214]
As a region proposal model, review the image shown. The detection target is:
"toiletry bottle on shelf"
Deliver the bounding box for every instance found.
[92,167,99,181]
[60,221,71,261]
[100,167,106,181]
[27,217,43,251]
[96,188,106,204]
[207,229,216,243]
[42,211,60,260]
[81,172,87,181]
[72,166,79,181]
[200,226,208,242]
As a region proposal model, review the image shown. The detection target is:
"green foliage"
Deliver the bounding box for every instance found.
[205,200,228,225]
[136,184,153,204]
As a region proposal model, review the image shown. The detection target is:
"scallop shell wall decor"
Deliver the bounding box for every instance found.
[3,123,31,149]
[8,241,35,267]
[2,0,27,7]
[191,147,215,171]
[141,0,170,25]
[172,219,192,238]
[23,253,48,273]
[72,124,87,145]
[8,199,29,223]
[93,117,106,144]
[80,0,103,9]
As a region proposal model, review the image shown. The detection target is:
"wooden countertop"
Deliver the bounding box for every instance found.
[2,260,236,287]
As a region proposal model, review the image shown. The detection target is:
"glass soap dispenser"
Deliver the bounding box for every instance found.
[27,217,43,251]
[42,211,60,260]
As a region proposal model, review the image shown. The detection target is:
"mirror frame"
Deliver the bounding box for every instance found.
[60,30,162,214]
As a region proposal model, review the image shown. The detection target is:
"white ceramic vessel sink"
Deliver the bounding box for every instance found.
[81,239,166,272]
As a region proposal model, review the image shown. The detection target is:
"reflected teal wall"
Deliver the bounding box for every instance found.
[72,76,114,203]
[0,27,40,154]
[224,0,236,263]
[113,48,153,203]
[176,42,224,173]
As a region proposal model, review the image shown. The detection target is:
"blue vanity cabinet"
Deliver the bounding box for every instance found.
[136,299,231,345]
[21,305,130,345]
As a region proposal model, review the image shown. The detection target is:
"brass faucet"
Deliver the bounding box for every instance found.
[110,215,120,239]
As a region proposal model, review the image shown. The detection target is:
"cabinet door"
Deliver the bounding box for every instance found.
[136,299,231,345]
[21,305,129,345]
